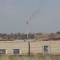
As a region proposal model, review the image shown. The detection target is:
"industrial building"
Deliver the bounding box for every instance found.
[0,40,60,55]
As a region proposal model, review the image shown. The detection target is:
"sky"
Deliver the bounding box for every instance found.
[0,0,60,33]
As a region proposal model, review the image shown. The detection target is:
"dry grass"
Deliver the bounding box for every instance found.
[0,54,60,60]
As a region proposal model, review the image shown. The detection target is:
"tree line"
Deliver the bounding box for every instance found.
[1,31,60,41]
[0,33,36,40]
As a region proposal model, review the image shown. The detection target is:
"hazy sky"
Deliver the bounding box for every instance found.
[0,0,60,33]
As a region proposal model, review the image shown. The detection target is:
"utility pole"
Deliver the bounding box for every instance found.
[28,42,30,56]
[26,21,29,39]
[26,20,30,56]
[26,21,30,56]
